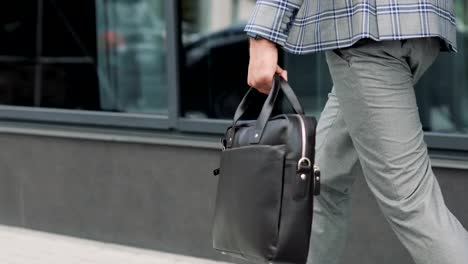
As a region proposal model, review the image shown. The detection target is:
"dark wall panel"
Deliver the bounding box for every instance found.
[0,136,23,225]
[0,133,222,259]
[0,132,466,264]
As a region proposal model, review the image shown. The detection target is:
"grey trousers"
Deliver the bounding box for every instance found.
[307,38,468,264]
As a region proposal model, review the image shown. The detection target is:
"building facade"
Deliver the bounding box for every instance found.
[0,1,467,264]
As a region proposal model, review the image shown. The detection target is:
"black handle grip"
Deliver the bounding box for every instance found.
[227,75,305,147]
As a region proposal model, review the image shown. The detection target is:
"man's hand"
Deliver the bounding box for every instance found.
[247,38,288,94]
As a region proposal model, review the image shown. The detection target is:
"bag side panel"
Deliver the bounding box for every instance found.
[274,160,313,264]
[273,117,316,264]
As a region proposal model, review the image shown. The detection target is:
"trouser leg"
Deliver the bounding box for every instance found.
[325,38,468,264]
[307,86,362,264]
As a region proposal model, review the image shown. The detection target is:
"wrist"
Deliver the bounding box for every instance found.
[250,38,277,48]
[246,32,278,49]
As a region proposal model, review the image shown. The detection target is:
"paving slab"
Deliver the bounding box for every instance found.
[0,225,230,264]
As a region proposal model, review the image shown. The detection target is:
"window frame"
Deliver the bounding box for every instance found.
[0,0,467,154]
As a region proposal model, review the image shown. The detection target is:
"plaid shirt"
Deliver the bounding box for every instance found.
[245,0,457,54]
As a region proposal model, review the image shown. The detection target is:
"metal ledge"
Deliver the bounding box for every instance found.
[0,121,221,150]
[0,120,466,170]
[0,105,171,130]
[430,158,468,170]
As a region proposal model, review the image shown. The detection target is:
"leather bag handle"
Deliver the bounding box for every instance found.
[227,75,305,147]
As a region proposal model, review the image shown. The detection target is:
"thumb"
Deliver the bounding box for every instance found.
[276,66,288,81]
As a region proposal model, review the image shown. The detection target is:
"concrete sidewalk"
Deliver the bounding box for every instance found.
[0,225,230,264]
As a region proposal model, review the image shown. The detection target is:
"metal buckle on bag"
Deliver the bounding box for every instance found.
[313,164,321,195]
[220,137,227,150]
[297,157,311,170]
[297,157,312,181]
[296,158,321,195]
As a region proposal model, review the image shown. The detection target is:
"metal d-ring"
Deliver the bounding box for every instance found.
[297,157,312,170]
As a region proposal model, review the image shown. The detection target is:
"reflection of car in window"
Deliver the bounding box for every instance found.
[182,25,277,120]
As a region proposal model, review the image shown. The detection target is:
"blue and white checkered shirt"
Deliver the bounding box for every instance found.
[245,0,457,54]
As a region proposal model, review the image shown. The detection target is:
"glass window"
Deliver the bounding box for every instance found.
[96,0,167,114]
[0,0,168,114]
[0,62,36,106]
[414,0,468,134]
[0,1,37,58]
[0,1,100,109]
[180,0,268,120]
[0,1,37,107]
[285,53,332,118]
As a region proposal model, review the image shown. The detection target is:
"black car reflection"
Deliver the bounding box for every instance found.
[182,25,272,120]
